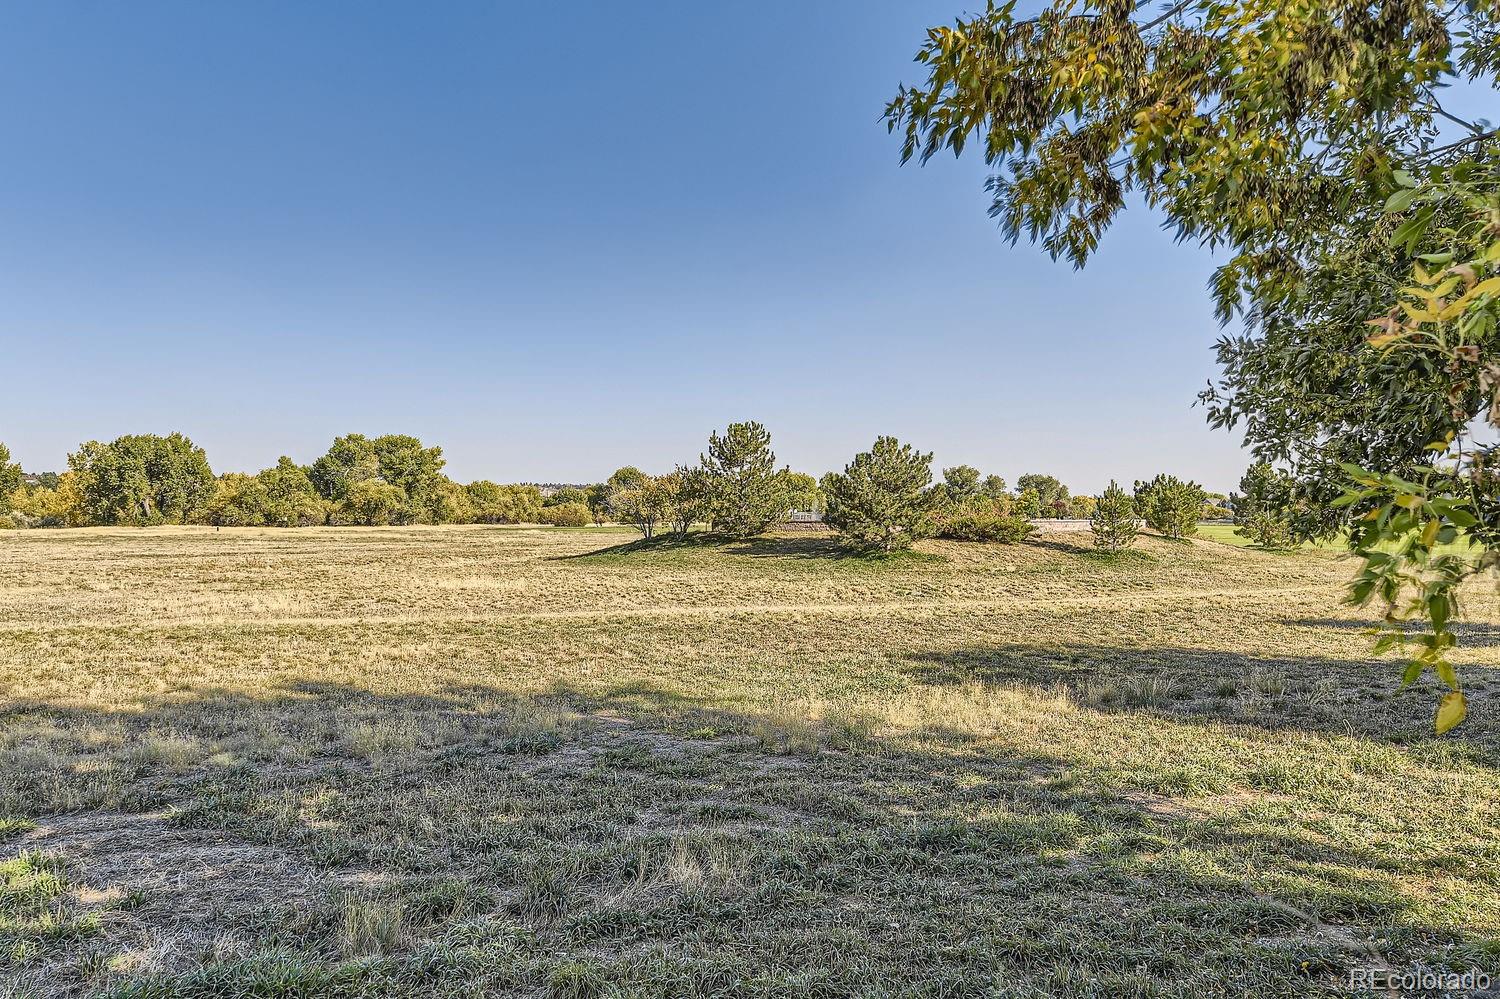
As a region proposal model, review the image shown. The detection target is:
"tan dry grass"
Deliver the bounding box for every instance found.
[0,525,1496,997]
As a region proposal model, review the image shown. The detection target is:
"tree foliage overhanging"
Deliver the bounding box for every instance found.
[886,0,1499,728]
[885,0,1498,493]
[886,0,1496,297]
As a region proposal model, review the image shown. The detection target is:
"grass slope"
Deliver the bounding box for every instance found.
[0,525,1496,997]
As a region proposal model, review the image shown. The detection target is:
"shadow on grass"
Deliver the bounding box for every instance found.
[901,642,1499,762]
[1,673,1495,995]
[1285,617,1500,647]
[561,531,943,565]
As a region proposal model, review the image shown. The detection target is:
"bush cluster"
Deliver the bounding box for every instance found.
[537,502,592,527]
[604,422,820,542]
[933,509,1035,543]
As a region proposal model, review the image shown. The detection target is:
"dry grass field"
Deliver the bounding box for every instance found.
[1,525,1497,997]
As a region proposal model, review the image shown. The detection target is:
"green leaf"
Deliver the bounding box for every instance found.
[1401,660,1423,686]
[1391,208,1434,251]
[1384,187,1418,213]
[1434,659,1460,690]
[1428,594,1450,633]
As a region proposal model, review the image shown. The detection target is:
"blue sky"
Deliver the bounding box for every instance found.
[1,1,1258,492]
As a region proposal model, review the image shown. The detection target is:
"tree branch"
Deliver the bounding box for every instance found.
[1417,128,1500,161]
[1140,0,1194,31]
[1419,92,1489,136]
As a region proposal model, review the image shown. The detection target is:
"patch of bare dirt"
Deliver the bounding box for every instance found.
[7,811,355,997]
[1119,789,1194,820]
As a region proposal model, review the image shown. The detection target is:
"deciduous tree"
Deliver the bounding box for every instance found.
[585,483,611,525]
[662,466,710,539]
[9,472,85,527]
[371,435,446,522]
[607,466,664,539]
[0,442,21,509]
[205,473,272,527]
[780,471,823,514]
[337,479,406,527]
[258,457,326,527]
[466,482,542,524]
[544,486,590,508]
[1015,474,1068,516]
[430,479,476,525]
[885,0,1500,726]
[539,502,591,527]
[310,434,380,503]
[68,433,215,525]
[1068,495,1097,520]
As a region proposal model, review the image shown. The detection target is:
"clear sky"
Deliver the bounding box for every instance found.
[1,1,1259,493]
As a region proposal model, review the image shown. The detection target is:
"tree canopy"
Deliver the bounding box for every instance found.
[887,0,1499,507]
[68,433,215,525]
[886,0,1497,309]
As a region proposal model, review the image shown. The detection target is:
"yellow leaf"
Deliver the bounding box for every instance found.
[1398,301,1440,324]
[1444,289,1476,315]
[1431,276,1460,299]
[1436,691,1468,735]
[1421,518,1439,547]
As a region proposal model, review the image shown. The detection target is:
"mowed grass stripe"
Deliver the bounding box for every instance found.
[0,582,1340,634]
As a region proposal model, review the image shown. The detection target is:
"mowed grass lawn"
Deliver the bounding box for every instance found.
[1,526,1497,998]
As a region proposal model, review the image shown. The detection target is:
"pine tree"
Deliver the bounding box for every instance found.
[700,421,786,539]
[1133,475,1207,540]
[1091,480,1139,552]
[823,436,934,552]
[1233,462,1297,549]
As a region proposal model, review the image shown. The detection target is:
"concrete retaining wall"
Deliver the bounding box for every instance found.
[1028,518,1094,532]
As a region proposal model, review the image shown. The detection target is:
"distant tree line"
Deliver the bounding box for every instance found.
[0,432,1278,554]
[0,432,597,530]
